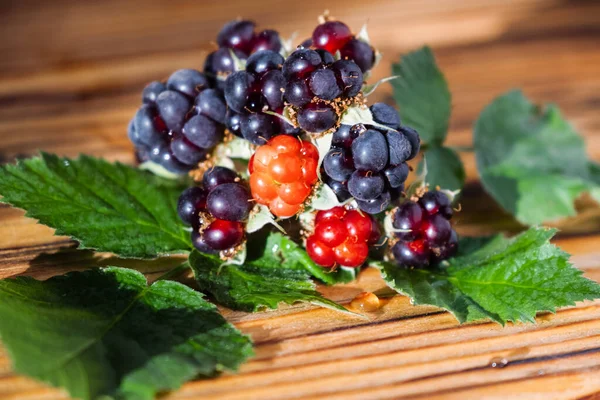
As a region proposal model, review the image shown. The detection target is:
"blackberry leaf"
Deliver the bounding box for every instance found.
[474,90,600,225]
[190,232,355,313]
[392,46,451,144]
[0,267,253,400]
[0,153,191,258]
[418,146,465,192]
[378,227,600,325]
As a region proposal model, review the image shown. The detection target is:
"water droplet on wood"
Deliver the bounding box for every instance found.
[489,356,509,368]
[350,292,380,312]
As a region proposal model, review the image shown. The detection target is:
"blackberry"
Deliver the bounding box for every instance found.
[310,20,377,73]
[204,19,283,88]
[223,50,296,145]
[351,129,388,172]
[252,30,282,53]
[323,175,352,202]
[340,38,375,73]
[207,183,252,221]
[204,48,248,89]
[178,166,251,254]
[177,186,208,226]
[282,49,363,133]
[217,20,256,53]
[204,219,245,251]
[347,170,385,201]
[312,21,352,54]
[323,103,420,214]
[355,191,392,215]
[390,190,458,268]
[202,166,239,191]
[127,69,226,175]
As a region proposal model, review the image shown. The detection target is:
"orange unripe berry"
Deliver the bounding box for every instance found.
[269,197,301,218]
[250,172,277,202]
[268,153,303,183]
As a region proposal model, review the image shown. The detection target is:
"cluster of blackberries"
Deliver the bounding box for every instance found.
[303,20,376,73]
[323,103,420,214]
[283,48,363,133]
[204,20,282,89]
[128,69,226,174]
[224,50,299,145]
[391,191,458,268]
[177,166,252,253]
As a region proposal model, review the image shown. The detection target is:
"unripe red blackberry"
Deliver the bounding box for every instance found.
[306,206,380,268]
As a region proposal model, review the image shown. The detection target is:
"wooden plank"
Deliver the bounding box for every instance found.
[420,369,600,400]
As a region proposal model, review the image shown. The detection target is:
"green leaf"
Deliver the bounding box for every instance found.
[190,232,352,314]
[378,227,600,325]
[474,90,600,225]
[392,46,451,144]
[419,146,465,191]
[0,267,253,400]
[0,153,191,258]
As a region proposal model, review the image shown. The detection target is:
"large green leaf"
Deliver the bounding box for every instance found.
[474,90,599,225]
[378,227,600,325]
[392,46,451,145]
[0,267,253,400]
[0,153,191,258]
[190,233,352,314]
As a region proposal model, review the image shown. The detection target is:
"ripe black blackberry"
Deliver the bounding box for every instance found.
[128,69,227,174]
[204,20,283,89]
[390,190,458,268]
[177,166,252,254]
[322,103,420,214]
[223,50,300,145]
[282,48,363,133]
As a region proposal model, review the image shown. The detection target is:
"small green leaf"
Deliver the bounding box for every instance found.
[0,154,191,258]
[392,46,451,144]
[307,183,346,211]
[419,146,465,191]
[340,105,397,132]
[0,267,253,400]
[378,227,600,325]
[139,160,184,180]
[190,232,352,313]
[363,75,399,97]
[474,90,600,225]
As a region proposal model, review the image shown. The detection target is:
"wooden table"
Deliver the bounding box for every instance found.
[1,0,600,398]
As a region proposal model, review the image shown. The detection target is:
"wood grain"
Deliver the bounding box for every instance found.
[0,0,599,398]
